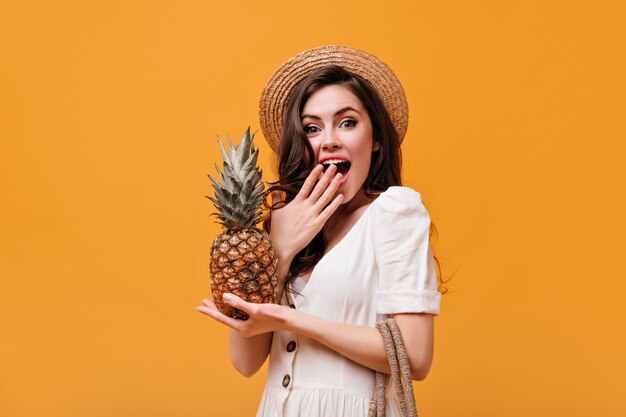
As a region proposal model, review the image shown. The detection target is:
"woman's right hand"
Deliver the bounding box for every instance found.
[269,164,344,275]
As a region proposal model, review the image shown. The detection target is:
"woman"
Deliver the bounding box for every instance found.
[197,45,442,417]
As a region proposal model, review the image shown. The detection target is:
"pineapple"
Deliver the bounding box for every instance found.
[207,128,278,319]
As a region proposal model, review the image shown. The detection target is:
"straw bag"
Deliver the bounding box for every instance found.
[368,318,418,417]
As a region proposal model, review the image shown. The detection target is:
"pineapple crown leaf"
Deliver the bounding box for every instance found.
[217,128,255,176]
[209,127,266,230]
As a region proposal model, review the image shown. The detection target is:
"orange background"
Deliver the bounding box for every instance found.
[1,1,625,416]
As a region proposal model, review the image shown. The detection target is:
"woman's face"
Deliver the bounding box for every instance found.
[301,84,380,204]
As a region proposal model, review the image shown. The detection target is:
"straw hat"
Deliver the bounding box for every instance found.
[259,45,409,152]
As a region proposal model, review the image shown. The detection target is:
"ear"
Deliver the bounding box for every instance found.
[372,140,381,152]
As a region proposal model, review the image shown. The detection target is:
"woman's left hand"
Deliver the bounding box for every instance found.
[196,293,290,338]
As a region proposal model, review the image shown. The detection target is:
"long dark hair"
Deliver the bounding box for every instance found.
[263,65,447,293]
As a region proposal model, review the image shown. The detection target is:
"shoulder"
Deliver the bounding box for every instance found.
[373,186,427,217]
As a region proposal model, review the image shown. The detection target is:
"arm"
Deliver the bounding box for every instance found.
[288,313,433,381]
[196,297,272,377]
[297,311,434,381]
[200,295,435,381]
[228,329,272,377]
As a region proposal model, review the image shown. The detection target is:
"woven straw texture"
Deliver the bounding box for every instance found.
[368,318,418,417]
[259,45,408,152]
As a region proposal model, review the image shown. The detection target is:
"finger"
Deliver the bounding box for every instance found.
[198,298,228,316]
[270,190,283,207]
[197,298,221,315]
[196,301,244,329]
[222,293,255,315]
[319,193,345,222]
[308,164,337,201]
[195,306,212,315]
[296,164,324,200]
[313,172,343,212]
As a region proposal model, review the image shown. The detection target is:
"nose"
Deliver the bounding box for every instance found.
[321,129,342,151]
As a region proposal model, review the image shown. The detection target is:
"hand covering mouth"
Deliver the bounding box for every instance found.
[321,159,351,176]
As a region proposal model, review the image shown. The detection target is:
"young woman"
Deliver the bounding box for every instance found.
[197,45,442,417]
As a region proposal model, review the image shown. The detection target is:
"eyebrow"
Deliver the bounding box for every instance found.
[301,106,360,120]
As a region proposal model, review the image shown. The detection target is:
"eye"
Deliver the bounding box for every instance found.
[340,119,357,128]
[303,125,320,134]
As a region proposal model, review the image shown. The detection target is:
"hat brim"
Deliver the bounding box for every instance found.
[259,45,408,152]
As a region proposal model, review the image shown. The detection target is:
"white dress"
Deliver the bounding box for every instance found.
[256,187,442,417]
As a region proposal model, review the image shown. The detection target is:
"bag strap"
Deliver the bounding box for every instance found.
[368,318,418,417]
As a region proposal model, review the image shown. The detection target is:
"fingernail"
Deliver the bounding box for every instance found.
[223,293,233,301]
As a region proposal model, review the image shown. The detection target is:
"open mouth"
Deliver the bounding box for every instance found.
[322,159,351,176]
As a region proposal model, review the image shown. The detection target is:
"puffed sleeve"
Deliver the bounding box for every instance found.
[372,187,441,315]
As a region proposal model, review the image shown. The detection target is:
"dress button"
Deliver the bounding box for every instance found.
[286,341,296,352]
[282,374,291,387]
[289,304,296,309]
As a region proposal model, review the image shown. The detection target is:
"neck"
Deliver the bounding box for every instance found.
[325,189,374,229]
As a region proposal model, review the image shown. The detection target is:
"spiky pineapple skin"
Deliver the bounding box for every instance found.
[210,228,278,319]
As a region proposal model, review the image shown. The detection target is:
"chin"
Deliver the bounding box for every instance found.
[336,187,360,205]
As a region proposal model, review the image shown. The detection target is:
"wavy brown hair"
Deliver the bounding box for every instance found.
[263,65,447,294]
